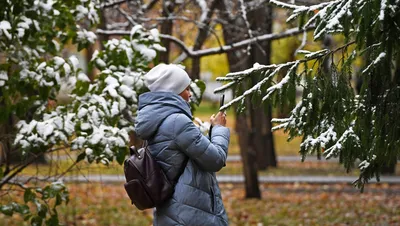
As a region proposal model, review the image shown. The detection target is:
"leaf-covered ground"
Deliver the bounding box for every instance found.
[1,183,399,225]
[16,156,400,177]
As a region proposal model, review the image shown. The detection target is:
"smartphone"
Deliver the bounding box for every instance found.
[219,94,225,109]
[210,94,225,138]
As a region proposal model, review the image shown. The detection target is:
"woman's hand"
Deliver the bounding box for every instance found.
[210,111,227,127]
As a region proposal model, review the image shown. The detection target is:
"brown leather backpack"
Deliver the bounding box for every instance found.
[123,141,175,210]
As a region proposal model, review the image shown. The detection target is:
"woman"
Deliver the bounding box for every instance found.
[135,64,230,226]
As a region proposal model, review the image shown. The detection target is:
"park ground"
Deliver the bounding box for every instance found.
[1,101,399,225]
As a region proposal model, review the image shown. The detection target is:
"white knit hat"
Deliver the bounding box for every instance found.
[144,64,191,94]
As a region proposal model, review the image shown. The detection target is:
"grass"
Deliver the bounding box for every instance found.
[1,183,399,226]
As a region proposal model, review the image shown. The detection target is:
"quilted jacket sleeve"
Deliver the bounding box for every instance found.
[173,114,230,172]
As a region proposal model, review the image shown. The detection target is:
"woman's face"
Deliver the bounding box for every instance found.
[179,86,191,102]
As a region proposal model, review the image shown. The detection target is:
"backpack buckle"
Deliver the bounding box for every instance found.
[129,146,142,159]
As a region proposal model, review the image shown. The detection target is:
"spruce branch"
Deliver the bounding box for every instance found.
[262,61,299,101]
[324,123,360,159]
[217,64,290,111]
[286,0,341,23]
[215,41,356,107]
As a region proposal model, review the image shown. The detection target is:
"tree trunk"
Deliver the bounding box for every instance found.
[86,44,96,81]
[236,113,261,198]
[0,115,14,170]
[86,9,107,81]
[264,105,277,167]
[159,1,175,63]
[217,0,261,198]
[247,3,276,170]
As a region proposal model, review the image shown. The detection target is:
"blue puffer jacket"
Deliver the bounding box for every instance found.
[135,92,230,226]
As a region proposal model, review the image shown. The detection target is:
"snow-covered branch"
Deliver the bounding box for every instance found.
[324,124,360,159]
[214,40,355,106]
[192,0,220,49]
[117,7,138,25]
[101,0,132,8]
[245,0,330,11]
[196,26,315,57]
[98,26,314,58]
[262,61,299,101]
[239,0,253,48]
[195,0,209,23]
[269,0,304,9]
[217,62,295,110]
[135,15,223,51]
[143,0,160,11]
[301,125,337,151]
[362,52,386,74]
[271,100,303,131]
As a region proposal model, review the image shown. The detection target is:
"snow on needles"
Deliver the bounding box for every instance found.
[379,0,387,21]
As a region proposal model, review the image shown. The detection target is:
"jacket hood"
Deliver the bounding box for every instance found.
[135,92,192,140]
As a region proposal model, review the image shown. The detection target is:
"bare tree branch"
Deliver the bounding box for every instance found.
[0,154,41,189]
[191,0,219,79]
[172,52,188,64]
[101,0,130,8]
[138,16,224,50]
[117,7,138,25]
[245,0,331,10]
[143,0,160,12]
[6,181,28,190]
[97,26,315,58]
[106,21,130,30]
[0,143,71,189]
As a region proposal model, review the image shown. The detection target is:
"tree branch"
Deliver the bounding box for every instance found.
[245,0,332,10]
[191,0,219,79]
[143,0,160,12]
[100,0,159,11]
[101,0,130,8]
[117,7,138,25]
[0,154,41,189]
[139,16,224,50]
[97,26,315,58]
[5,181,28,190]
[214,41,357,110]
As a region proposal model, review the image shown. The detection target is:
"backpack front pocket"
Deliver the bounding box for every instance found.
[124,179,154,210]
